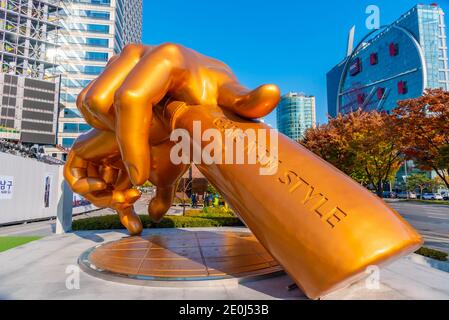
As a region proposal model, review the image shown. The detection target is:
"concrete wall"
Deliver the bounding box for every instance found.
[0,152,72,225]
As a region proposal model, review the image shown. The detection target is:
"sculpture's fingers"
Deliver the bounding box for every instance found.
[82,44,149,129]
[83,191,114,208]
[84,190,143,236]
[116,206,143,236]
[64,151,107,195]
[115,44,179,185]
[147,140,190,222]
[72,129,121,162]
[110,169,143,236]
[218,82,281,119]
[80,168,140,210]
[76,80,111,131]
[148,185,177,223]
[99,165,119,186]
[110,169,142,207]
[113,173,142,235]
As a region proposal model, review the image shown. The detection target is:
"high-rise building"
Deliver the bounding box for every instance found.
[327,3,448,117]
[0,0,62,145]
[276,92,316,141]
[53,0,142,157]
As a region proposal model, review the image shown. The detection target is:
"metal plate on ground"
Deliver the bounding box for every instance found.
[79,230,284,287]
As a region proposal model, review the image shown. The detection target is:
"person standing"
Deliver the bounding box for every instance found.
[191,193,197,208]
[203,192,210,207]
[213,194,219,207]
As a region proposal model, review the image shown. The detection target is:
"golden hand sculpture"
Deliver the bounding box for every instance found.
[64,43,280,235]
[65,43,422,299]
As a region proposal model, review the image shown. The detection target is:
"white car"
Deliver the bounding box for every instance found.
[397,192,417,199]
[422,193,443,200]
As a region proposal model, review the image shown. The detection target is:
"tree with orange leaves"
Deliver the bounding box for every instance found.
[302,110,403,196]
[393,89,449,189]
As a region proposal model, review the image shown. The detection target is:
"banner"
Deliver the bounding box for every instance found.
[44,175,52,208]
[0,176,14,200]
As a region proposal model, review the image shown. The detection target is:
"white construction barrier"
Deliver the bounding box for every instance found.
[0,152,73,231]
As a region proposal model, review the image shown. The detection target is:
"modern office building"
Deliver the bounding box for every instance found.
[53,0,143,157]
[0,0,62,145]
[327,3,448,117]
[276,92,316,141]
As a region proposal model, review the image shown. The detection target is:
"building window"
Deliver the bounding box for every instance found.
[83,65,105,75]
[370,53,378,65]
[85,52,109,61]
[398,81,407,94]
[79,124,91,132]
[357,93,365,104]
[63,109,82,118]
[377,87,385,99]
[62,138,76,149]
[389,42,399,56]
[87,24,110,34]
[86,38,109,47]
[350,58,362,76]
[63,124,76,133]
[63,123,92,133]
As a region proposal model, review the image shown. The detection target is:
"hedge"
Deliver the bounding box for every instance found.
[72,213,244,231]
[415,247,448,261]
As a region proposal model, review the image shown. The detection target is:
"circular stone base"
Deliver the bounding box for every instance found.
[79,230,284,287]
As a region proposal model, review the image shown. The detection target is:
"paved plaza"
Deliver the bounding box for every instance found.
[0,227,449,300]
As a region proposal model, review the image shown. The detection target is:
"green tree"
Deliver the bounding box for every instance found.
[406,173,433,195]
[302,110,404,196]
[393,89,449,188]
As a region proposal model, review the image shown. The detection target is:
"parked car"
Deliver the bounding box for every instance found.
[397,192,417,199]
[422,193,443,200]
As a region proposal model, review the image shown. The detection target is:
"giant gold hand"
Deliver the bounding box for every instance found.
[64,43,280,235]
[64,43,423,299]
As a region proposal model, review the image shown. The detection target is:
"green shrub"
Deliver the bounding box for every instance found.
[415,247,448,261]
[184,208,234,218]
[72,213,244,231]
[201,206,234,215]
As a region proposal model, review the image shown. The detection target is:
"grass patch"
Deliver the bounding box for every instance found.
[73,212,244,231]
[400,200,449,205]
[415,247,448,261]
[0,236,41,253]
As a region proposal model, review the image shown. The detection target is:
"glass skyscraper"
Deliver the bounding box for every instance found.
[327,4,448,117]
[52,0,142,157]
[276,92,316,141]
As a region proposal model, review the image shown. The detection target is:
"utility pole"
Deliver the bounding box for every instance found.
[404,161,409,199]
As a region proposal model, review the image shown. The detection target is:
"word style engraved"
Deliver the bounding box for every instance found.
[278,168,348,228]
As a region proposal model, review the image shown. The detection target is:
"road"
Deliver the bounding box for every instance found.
[1,197,448,254]
[386,200,449,254]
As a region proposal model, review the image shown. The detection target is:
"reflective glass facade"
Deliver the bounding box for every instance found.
[53,0,142,153]
[276,92,316,141]
[327,4,448,116]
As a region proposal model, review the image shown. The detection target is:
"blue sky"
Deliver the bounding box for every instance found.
[142,1,449,127]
